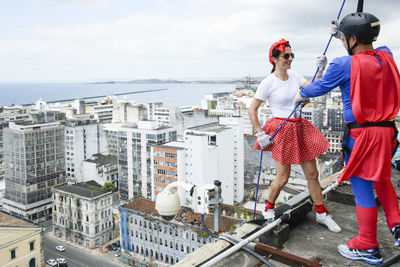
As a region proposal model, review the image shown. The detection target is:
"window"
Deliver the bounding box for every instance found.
[10,249,16,259]
[30,241,34,251]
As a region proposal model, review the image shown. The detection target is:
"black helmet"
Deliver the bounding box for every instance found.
[339,12,380,44]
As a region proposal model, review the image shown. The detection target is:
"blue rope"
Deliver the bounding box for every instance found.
[252,0,347,220]
[253,149,263,219]
[312,0,347,83]
[271,102,302,139]
[252,102,301,220]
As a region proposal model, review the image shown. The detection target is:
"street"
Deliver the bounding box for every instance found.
[43,219,123,267]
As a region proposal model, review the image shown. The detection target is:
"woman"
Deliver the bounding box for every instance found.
[248,38,341,233]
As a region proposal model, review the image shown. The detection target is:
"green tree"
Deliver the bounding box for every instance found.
[102,182,115,192]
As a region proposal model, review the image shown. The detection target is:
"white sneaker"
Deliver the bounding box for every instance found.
[316,213,342,233]
[262,209,275,222]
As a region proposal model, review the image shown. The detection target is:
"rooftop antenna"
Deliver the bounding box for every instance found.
[357,0,363,12]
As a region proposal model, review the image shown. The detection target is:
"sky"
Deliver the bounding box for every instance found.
[0,0,399,82]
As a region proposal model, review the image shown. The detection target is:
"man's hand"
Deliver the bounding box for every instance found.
[330,19,341,39]
[316,55,327,77]
[256,131,273,149]
[293,91,309,108]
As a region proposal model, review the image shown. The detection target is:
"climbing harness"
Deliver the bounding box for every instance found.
[252,0,347,220]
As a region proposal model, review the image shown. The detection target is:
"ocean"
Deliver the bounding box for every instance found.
[0,82,236,107]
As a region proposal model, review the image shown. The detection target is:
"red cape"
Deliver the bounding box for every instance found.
[339,50,400,183]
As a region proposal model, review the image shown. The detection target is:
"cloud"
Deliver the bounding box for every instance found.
[1,0,400,82]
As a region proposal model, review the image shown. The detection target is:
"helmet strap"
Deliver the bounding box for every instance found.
[345,35,358,55]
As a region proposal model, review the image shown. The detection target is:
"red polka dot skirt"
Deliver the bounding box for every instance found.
[254,117,330,165]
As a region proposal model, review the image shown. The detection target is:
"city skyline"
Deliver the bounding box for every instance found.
[1,0,399,82]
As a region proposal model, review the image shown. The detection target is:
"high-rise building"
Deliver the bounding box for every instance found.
[65,119,107,183]
[106,121,177,201]
[327,109,344,132]
[0,122,7,180]
[3,121,65,221]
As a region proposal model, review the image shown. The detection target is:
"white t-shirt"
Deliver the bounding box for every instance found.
[255,70,307,118]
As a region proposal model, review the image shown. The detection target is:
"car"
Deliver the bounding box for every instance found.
[56,245,65,252]
[46,259,57,266]
[106,244,113,251]
[57,258,67,264]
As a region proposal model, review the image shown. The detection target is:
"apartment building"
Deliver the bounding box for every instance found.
[94,101,114,123]
[105,121,177,201]
[151,141,186,203]
[3,121,65,221]
[0,211,44,267]
[52,181,115,248]
[65,119,107,183]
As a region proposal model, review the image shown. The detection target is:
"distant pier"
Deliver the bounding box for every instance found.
[21,88,168,106]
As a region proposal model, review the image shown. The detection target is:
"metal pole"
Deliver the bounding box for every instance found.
[214,180,222,233]
[201,219,282,267]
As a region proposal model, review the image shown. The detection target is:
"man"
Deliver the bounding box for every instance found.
[295,12,400,265]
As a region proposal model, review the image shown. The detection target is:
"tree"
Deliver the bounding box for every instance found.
[102,182,115,192]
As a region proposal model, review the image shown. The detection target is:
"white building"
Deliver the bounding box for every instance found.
[146,102,163,121]
[65,119,108,183]
[82,153,118,186]
[153,106,182,127]
[112,101,147,124]
[105,121,177,201]
[52,181,115,248]
[93,97,116,123]
[183,120,244,205]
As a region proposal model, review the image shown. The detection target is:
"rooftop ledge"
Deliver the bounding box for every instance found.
[176,169,400,267]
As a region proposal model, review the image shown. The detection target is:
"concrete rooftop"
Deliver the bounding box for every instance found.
[176,167,400,267]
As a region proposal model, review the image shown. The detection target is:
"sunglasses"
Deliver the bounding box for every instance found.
[280,53,295,59]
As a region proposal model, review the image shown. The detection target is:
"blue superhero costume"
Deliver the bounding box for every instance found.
[300,47,400,250]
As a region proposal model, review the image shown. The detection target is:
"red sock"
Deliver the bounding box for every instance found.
[264,201,275,211]
[315,204,329,214]
[347,205,378,250]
